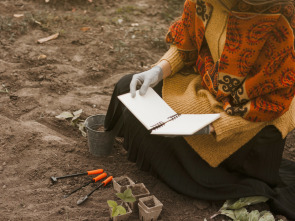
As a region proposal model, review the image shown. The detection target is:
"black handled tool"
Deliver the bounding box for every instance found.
[50,169,103,183]
[77,176,113,205]
[63,173,107,198]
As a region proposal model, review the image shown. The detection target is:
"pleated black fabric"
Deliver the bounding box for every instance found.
[105,74,295,220]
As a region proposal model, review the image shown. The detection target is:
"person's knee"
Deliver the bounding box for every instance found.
[115,74,134,95]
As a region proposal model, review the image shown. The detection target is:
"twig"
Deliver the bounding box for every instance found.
[37,33,59,44]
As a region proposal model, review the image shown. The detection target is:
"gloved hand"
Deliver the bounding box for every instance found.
[130,66,163,97]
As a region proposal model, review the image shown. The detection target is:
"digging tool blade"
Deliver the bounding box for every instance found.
[50,176,58,183]
[77,195,88,205]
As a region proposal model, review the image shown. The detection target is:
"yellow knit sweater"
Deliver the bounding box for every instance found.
[157,1,295,167]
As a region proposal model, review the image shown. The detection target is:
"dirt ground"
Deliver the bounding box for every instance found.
[0,0,295,220]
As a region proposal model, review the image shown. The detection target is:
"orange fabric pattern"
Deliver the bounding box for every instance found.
[166,0,295,122]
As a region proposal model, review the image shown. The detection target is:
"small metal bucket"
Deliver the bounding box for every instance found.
[85,114,114,157]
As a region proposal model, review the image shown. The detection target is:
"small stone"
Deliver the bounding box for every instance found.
[38,75,44,80]
[58,207,65,214]
[3,185,6,189]
[10,95,18,100]
[65,148,75,153]
[2,162,6,166]
[92,104,97,108]
[276,215,287,221]
[0,166,3,171]
[193,200,210,210]
[38,54,47,60]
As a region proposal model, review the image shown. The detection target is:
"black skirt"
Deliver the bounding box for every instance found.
[105,74,295,220]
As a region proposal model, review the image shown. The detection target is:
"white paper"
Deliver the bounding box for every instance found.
[118,88,176,130]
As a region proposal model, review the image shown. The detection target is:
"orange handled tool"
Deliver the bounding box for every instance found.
[101,176,113,186]
[92,173,108,182]
[64,173,107,198]
[77,176,113,205]
[50,169,103,183]
[87,169,104,175]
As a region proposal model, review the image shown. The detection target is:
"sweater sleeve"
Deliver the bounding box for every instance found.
[198,88,266,142]
[213,96,295,142]
[212,112,265,142]
[165,0,199,66]
[155,45,184,76]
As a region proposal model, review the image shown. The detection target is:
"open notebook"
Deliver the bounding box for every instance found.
[118,87,220,136]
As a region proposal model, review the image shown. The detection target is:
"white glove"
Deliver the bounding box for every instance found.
[130,66,163,97]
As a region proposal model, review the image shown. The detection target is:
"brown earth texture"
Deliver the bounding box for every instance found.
[1,0,295,220]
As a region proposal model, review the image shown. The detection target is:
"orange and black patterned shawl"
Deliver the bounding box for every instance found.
[166,0,295,122]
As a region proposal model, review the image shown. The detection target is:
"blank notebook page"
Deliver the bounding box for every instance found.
[118,88,176,130]
[151,114,220,135]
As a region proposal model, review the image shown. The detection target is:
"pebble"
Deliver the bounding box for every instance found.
[193,200,210,210]
[58,207,65,214]
[184,210,190,215]
[3,185,6,189]
[0,166,3,171]
[276,215,287,221]
[3,162,6,166]
[65,148,75,153]
[38,54,47,60]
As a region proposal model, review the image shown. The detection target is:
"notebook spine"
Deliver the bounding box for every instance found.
[149,121,165,132]
[168,114,180,120]
[149,114,181,132]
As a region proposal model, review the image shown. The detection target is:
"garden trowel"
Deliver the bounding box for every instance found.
[77,176,113,205]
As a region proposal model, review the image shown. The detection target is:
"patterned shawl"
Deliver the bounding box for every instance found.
[166,0,295,122]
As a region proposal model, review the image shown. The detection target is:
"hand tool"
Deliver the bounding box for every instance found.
[51,169,104,183]
[63,172,107,198]
[77,176,113,205]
